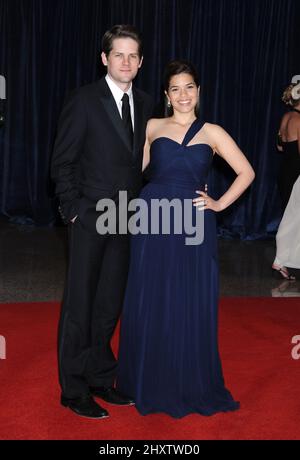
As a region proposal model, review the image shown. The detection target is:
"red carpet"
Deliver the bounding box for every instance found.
[0,298,300,440]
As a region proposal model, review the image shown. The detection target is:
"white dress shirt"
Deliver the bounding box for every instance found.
[105,74,134,130]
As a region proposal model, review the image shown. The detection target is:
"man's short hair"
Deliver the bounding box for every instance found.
[102,25,143,58]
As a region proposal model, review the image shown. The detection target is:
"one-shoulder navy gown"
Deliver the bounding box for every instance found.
[116,120,240,418]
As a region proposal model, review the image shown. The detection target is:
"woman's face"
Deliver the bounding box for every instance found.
[166,72,199,114]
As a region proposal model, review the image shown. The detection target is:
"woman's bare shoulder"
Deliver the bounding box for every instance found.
[280,110,300,125]
[146,118,168,136]
[147,117,167,128]
[280,111,300,135]
[203,122,227,137]
[288,111,300,126]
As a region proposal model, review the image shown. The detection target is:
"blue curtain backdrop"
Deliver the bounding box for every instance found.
[0,0,299,238]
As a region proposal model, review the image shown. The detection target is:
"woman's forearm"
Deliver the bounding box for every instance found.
[217,169,255,211]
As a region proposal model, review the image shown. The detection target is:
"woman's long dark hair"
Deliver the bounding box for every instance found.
[163,60,200,117]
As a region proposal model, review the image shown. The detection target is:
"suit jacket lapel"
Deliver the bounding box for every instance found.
[133,88,145,157]
[97,78,132,152]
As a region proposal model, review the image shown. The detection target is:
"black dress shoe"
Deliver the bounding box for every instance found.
[61,395,109,419]
[89,386,135,406]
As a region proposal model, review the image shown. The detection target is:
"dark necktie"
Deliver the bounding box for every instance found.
[121,93,133,148]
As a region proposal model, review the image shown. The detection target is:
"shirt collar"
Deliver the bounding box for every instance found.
[105,74,133,103]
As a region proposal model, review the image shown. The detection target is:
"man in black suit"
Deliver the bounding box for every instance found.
[51,25,153,419]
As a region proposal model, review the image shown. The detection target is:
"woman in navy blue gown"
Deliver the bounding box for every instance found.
[116,61,255,418]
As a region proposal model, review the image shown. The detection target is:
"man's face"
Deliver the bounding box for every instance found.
[101,38,143,89]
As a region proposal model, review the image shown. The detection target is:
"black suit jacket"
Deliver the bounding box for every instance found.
[51,77,153,230]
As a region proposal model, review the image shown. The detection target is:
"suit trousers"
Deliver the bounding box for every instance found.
[58,218,130,399]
